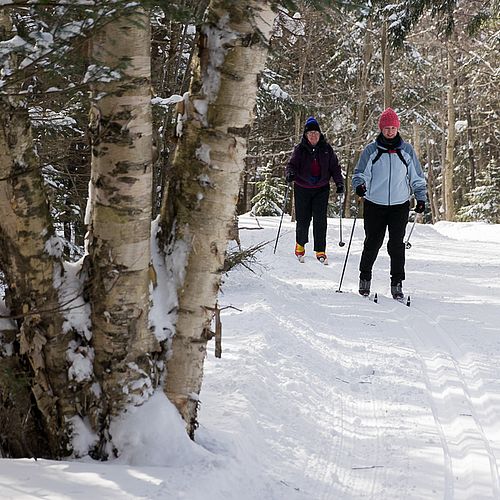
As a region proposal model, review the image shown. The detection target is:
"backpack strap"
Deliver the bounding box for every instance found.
[371,148,385,165]
[396,149,409,168]
[372,147,409,169]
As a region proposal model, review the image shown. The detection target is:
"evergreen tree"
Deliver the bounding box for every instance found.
[251,165,287,216]
[457,158,500,223]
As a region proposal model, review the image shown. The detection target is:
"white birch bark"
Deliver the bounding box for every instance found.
[87,8,158,445]
[162,0,275,436]
[0,10,81,457]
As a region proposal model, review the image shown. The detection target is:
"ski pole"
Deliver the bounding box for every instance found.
[405,214,418,249]
[273,182,291,254]
[336,203,359,293]
[339,194,345,247]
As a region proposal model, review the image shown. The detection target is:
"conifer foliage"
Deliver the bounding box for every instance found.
[251,165,287,216]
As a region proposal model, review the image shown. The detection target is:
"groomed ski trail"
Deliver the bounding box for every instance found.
[201,214,500,500]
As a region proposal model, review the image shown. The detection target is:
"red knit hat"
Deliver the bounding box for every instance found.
[378,108,400,130]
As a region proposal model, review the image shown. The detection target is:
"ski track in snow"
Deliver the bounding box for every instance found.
[203,215,500,500]
[403,300,500,499]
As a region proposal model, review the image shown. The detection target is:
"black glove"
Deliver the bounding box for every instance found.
[355,184,366,197]
[415,200,425,213]
[286,172,295,183]
[336,183,344,194]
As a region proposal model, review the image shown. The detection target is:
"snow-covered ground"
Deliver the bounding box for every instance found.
[2,214,500,500]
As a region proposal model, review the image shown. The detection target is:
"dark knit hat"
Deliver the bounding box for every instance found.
[304,116,321,133]
[378,108,400,130]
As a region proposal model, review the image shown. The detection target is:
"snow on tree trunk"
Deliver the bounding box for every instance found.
[0,10,79,457]
[464,88,476,191]
[162,0,275,436]
[87,8,158,452]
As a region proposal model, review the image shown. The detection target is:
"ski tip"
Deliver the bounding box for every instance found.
[374,292,378,303]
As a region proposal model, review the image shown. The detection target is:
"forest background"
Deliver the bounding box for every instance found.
[6,0,498,255]
[0,0,498,462]
[246,1,498,224]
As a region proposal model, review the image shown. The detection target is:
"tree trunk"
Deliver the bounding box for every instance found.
[162,0,275,437]
[426,134,439,223]
[464,88,476,190]
[440,87,447,217]
[381,21,392,109]
[87,7,159,456]
[412,123,421,211]
[348,17,373,218]
[444,41,456,221]
[290,18,314,224]
[0,11,82,457]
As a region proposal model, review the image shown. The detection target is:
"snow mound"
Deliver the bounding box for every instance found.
[433,221,500,243]
[110,391,210,466]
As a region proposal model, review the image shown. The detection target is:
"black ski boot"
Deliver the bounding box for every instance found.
[359,279,371,297]
[391,281,404,300]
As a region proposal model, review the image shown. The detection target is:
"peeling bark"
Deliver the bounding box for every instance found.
[0,11,80,457]
[87,8,159,454]
[162,0,275,436]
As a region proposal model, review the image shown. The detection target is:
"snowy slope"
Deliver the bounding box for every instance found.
[2,214,500,500]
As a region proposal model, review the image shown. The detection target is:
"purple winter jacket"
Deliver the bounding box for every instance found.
[286,134,343,189]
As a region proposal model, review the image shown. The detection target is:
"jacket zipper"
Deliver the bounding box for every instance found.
[388,154,392,204]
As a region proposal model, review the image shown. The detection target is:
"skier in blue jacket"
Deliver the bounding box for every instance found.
[352,108,427,299]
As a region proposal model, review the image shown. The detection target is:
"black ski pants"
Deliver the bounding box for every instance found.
[294,183,330,252]
[359,199,409,284]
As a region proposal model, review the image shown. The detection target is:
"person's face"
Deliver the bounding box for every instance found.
[382,126,398,139]
[306,130,320,146]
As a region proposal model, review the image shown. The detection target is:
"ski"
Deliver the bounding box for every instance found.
[395,295,411,307]
[360,292,378,303]
[295,255,329,265]
[359,291,410,307]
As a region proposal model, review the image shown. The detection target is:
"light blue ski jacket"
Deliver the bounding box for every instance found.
[352,138,427,206]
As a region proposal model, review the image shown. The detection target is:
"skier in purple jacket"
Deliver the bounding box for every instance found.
[285,117,344,264]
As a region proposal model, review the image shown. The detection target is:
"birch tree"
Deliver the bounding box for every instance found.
[162,0,276,436]
[86,6,161,454]
[0,3,160,459]
[0,8,85,458]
